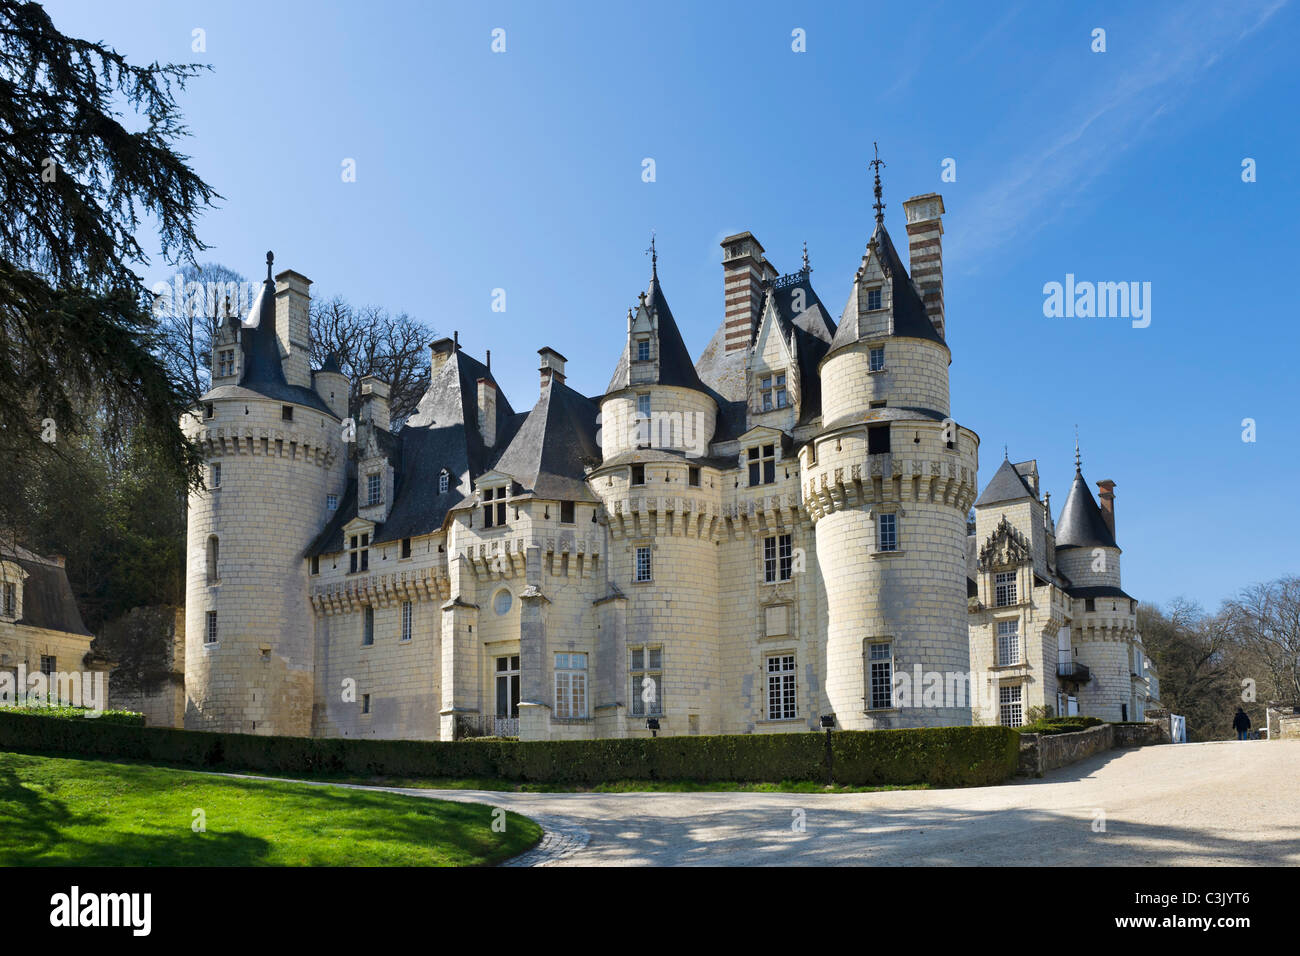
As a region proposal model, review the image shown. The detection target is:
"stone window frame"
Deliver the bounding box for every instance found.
[326,493,338,511]
[635,337,651,363]
[996,618,1021,667]
[210,462,221,489]
[876,512,898,552]
[868,345,886,372]
[554,652,589,719]
[865,639,895,711]
[361,605,375,646]
[479,480,511,528]
[205,610,218,645]
[206,535,220,585]
[0,561,24,621]
[633,544,653,583]
[747,443,777,487]
[762,532,794,584]
[999,682,1024,727]
[765,652,798,721]
[438,469,450,495]
[400,600,413,641]
[348,531,370,574]
[994,570,1018,607]
[759,372,789,412]
[366,472,383,507]
[865,286,883,311]
[629,645,663,717]
[361,693,371,716]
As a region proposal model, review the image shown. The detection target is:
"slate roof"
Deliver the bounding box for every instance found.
[1055,469,1119,550]
[1,544,91,637]
[975,458,1037,508]
[492,378,601,502]
[1067,584,1134,601]
[307,347,520,556]
[829,221,944,355]
[217,256,333,415]
[606,271,708,394]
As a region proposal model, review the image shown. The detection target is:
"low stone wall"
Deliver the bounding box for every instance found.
[1266,702,1300,740]
[1017,722,1166,777]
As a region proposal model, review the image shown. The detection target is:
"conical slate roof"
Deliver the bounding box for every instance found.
[492,377,600,502]
[606,268,708,394]
[829,221,944,354]
[1056,469,1118,549]
[240,253,287,390]
[975,458,1036,508]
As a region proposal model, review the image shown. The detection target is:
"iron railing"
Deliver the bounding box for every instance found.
[455,715,519,739]
[1057,660,1091,682]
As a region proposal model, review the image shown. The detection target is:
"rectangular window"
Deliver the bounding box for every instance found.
[327,494,338,511]
[631,464,645,485]
[748,444,776,486]
[868,642,893,710]
[362,693,371,715]
[1085,598,1096,612]
[869,346,885,371]
[868,424,891,455]
[637,393,651,418]
[767,654,797,720]
[560,500,575,523]
[636,339,650,362]
[209,463,222,489]
[688,466,700,487]
[2,582,15,617]
[635,546,652,582]
[219,350,234,378]
[39,654,55,677]
[205,610,218,644]
[401,601,413,641]
[775,373,787,409]
[995,571,1017,607]
[496,655,521,718]
[401,537,411,559]
[349,533,369,573]
[630,646,663,716]
[763,533,793,583]
[554,652,588,719]
[203,402,214,419]
[999,684,1023,727]
[310,555,319,575]
[367,473,382,506]
[282,405,294,422]
[877,513,898,552]
[867,287,882,310]
[997,620,1020,666]
[362,606,374,646]
[761,376,773,411]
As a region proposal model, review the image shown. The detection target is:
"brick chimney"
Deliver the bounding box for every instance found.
[1096,479,1116,537]
[720,232,777,353]
[901,194,945,338]
[538,347,567,392]
[274,269,313,389]
[477,378,497,448]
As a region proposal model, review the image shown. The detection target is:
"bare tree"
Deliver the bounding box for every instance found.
[1223,577,1300,703]
[310,295,435,428]
[152,261,250,404]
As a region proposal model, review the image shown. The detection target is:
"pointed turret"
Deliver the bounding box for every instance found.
[240,252,288,390]
[1055,468,1118,550]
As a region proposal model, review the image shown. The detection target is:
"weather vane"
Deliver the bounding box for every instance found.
[869,142,886,225]
[646,231,657,278]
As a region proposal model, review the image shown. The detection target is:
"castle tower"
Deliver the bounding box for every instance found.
[183,252,344,736]
[801,162,979,729]
[593,245,724,736]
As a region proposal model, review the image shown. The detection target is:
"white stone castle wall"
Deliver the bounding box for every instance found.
[819,339,951,422]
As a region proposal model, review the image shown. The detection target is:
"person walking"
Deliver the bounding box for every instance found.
[1232,707,1252,741]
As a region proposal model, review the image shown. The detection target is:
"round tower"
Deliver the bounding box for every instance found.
[593,255,722,736]
[183,253,343,736]
[802,180,979,730]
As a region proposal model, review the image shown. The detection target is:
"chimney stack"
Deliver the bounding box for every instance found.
[901,194,945,338]
[1096,480,1116,538]
[429,337,455,376]
[477,378,497,448]
[720,232,777,353]
[538,347,567,392]
[274,269,313,389]
[359,376,390,431]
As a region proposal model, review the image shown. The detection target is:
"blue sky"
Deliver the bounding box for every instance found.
[47,0,1299,610]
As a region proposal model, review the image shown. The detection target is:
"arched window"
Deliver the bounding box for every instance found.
[438,470,449,495]
[206,535,219,584]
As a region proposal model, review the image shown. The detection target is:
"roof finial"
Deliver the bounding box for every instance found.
[646,231,657,279]
[265,250,274,283]
[801,241,811,274]
[1074,425,1082,473]
[1003,444,1008,461]
[869,142,886,227]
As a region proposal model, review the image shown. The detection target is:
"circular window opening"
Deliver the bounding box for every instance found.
[493,589,512,616]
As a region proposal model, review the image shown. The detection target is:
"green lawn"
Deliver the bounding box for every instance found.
[0,751,542,866]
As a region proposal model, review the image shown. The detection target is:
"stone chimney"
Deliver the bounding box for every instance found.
[538,347,567,392]
[720,232,777,353]
[901,194,945,338]
[274,269,313,389]
[1096,479,1116,537]
[430,337,455,376]
[359,376,390,431]
[477,378,497,448]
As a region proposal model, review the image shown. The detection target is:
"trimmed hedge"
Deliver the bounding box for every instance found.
[0,705,144,726]
[0,712,1021,788]
[1018,715,1104,736]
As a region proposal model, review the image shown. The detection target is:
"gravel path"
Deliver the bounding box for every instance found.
[224,740,1300,866]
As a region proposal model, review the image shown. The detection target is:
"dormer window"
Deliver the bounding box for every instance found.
[438,470,450,495]
[366,473,382,506]
[218,349,234,377]
[867,287,883,311]
[760,374,788,411]
[483,486,507,527]
[636,393,651,418]
[203,402,215,420]
[748,444,776,486]
[282,405,294,422]
[995,571,1017,607]
[2,581,15,618]
[560,501,575,524]
[327,494,338,511]
[631,464,645,486]
[636,338,651,362]
[869,346,885,371]
[349,533,370,573]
